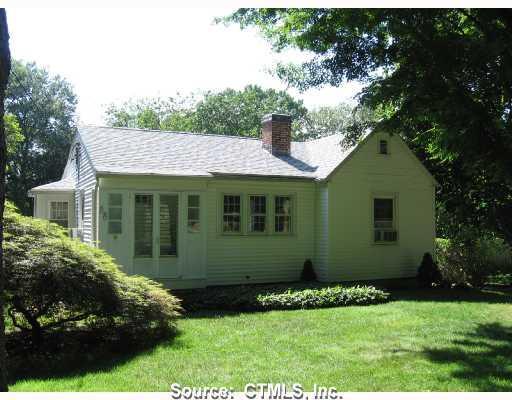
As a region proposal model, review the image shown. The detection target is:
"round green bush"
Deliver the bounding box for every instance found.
[3,202,182,341]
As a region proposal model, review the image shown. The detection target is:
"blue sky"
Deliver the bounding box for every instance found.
[7,7,362,124]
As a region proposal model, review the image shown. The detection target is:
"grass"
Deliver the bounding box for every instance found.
[9,288,512,392]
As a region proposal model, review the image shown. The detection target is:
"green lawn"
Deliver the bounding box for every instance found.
[10,289,512,392]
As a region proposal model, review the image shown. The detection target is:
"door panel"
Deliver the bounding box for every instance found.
[183,193,206,279]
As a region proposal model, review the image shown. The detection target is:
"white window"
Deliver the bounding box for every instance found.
[49,201,69,228]
[373,198,397,242]
[379,140,388,154]
[249,195,266,233]
[275,196,292,233]
[223,195,241,233]
[134,194,153,257]
[108,193,122,234]
[187,195,200,233]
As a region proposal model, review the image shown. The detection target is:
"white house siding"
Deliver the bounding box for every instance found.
[314,184,329,280]
[326,132,436,281]
[74,137,96,244]
[32,192,76,228]
[97,176,317,288]
[205,178,316,286]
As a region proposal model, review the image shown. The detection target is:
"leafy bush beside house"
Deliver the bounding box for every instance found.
[435,231,512,288]
[3,202,182,341]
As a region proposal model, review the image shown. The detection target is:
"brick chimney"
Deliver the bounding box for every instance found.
[261,113,291,156]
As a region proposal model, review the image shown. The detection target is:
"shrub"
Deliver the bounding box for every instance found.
[3,202,182,342]
[178,283,389,312]
[256,285,389,310]
[435,228,512,288]
[417,252,442,288]
[300,259,316,281]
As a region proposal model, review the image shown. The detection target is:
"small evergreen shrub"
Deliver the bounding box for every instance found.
[3,202,182,341]
[417,252,443,288]
[256,285,389,310]
[301,259,317,281]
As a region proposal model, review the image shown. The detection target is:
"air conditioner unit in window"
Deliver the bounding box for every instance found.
[374,229,398,242]
[69,228,84,241]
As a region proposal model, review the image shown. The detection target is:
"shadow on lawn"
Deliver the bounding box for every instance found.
[421,322,512,391]
[6,327,182,384]
[390,288,512,304]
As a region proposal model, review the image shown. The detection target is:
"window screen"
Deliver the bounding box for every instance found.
[49,201,68,228]
[223,195,241,233]
[134,194,153,257]
[374,198,394,228]
[249,195,266,232]
[275,196,292,233]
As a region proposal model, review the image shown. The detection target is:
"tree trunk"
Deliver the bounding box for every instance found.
[0,8,11,393]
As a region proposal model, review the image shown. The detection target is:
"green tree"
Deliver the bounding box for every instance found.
[194,85,308,138]
[0,7,11,392]
[227,9,512,241]
[4,113,22,165]
[301,103,376,141]
[6,60,77,214]
[104,85,309,139]
[104,95,197,131]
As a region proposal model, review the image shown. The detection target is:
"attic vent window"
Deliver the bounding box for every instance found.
[379,140,388,154]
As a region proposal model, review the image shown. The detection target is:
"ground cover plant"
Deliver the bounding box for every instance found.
[178,282,389,312]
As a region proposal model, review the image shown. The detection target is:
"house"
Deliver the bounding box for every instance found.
[29,114,436,289]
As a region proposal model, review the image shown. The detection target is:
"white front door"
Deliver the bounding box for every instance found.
[182,192,206,279]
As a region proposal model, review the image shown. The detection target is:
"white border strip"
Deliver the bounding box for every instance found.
[3,393,512,399]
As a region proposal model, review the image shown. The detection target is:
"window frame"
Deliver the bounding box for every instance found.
[371,193,399,245]
[49,201,69,228]
[379,139,389,155]
[221,194,243,234]
[248,194,267,234]
[274,195,293,235]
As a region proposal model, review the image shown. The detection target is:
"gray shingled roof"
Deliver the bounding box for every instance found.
[77,126,357,181]
[29,175,75,192]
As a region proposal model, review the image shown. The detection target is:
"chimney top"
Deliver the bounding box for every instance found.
[261,113,292,124]
[261,113,292,156]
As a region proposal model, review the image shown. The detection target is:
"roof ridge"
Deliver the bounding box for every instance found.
[80,124,262,141]
[79,124,332,144]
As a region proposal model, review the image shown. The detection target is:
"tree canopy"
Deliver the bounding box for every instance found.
[226,9,512,241]
[105,85,309,139]
[6,60,77,214]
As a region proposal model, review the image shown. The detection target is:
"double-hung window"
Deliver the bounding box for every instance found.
[373,197,397,242]
[223,195,241,233]
[49,201,68,228]
[275,196,292,233]
[249,195,266,233]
